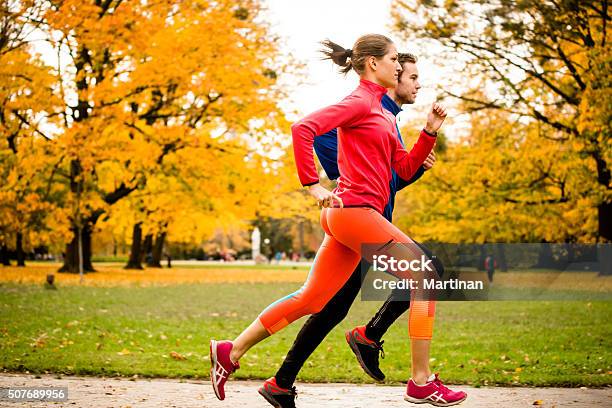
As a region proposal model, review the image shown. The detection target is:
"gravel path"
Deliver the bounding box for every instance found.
[0,374,610,408]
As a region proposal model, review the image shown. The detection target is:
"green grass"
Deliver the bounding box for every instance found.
[0,282,610,387]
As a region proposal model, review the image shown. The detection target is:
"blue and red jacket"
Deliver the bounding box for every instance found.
[312,93,425,222]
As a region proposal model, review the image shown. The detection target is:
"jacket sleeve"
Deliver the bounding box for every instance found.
[291,94,369,186]
[396,165,426,191]
[391,130,436,182]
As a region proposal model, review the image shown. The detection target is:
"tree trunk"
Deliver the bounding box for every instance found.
[59,224,95,273]
[535,242,556,269]
[16,232,25,267]
[141,234,153,266]
[298,219,304,259]
[598,243,612,276]
[599,201,612,242]
[495,243,508,272]
[125,223,144,269]
[593,148,611,241]
[477,244,487,271]
[148,232,165,268]
[565,242,575,264]
[0,245,11,266]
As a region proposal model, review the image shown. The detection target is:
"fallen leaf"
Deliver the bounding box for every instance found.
[170,351,186,361]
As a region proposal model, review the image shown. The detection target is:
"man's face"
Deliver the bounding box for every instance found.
[395,62,420,104]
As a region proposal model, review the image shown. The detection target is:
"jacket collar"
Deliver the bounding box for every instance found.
[359,78,388,99]
[381,94,402,116]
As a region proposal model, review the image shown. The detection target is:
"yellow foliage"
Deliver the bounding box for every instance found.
[0,264,308,286]
[395,110,599,243]
[1,0,296,258]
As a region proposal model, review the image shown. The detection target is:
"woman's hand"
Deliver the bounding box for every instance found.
[308,184,344,208]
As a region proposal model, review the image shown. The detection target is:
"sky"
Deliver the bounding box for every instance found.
[263,0,466,139]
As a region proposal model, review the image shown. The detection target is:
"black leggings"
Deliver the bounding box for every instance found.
[275,242,442,389]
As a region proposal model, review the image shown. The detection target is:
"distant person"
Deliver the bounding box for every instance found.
[485,256,495,283]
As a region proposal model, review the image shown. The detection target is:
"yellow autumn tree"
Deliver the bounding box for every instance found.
[392,0,611,241]
[0,0,291,272]
[395,109,598,243]
[0,0,66,266]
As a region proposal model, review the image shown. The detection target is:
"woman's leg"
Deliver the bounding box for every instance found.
[411,339,432,385]
[229,319,268,363]
[274,264,362,389]
[230,234,361,361]
[211,210,361,401]
[325,207,437,383]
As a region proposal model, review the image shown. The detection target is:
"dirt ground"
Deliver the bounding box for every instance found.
[0,374,611,408]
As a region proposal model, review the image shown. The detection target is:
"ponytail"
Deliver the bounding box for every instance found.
[320,39,353,74]
[320,34,393,76]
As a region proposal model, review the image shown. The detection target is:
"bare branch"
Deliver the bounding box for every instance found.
[11,110,52,141]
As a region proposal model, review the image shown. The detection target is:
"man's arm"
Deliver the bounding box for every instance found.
[313,129,340,181]
[396,165,426,191]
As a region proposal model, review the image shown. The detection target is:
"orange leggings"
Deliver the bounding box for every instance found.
[258,207,436,340]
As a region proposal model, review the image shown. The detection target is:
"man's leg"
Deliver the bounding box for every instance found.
[258,265,361,407]
[275,264,362,388]
[364,289,411,342]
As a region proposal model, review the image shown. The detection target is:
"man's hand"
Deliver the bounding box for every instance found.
[423,151,436,170]
[424,103,448,134]
[308,183,344,208]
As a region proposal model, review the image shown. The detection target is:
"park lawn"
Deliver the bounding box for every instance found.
[0,263,309,287]
[0,281,610,387]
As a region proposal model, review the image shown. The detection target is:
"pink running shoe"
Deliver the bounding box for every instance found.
[405,373,467,406]
[210,340,240,400]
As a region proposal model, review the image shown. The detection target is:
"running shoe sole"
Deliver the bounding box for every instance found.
[404,393,467,406]
[258,387,283,408]
[345,330,384,382]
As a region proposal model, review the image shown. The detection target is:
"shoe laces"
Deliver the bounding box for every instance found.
[374,340,385,359]
[432,373,450,393]
[289,386,298,398]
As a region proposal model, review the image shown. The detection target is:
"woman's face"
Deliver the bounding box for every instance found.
[372,44,402,88]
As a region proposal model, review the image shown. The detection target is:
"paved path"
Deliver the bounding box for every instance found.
[0,374,610,408]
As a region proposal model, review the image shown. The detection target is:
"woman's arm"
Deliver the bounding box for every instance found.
[392,103,447,181]
[391,130,437,181]
[291,94,368,186]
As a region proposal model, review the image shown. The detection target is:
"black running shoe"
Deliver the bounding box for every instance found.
[258,377,297,408]
[345,325,385,381]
